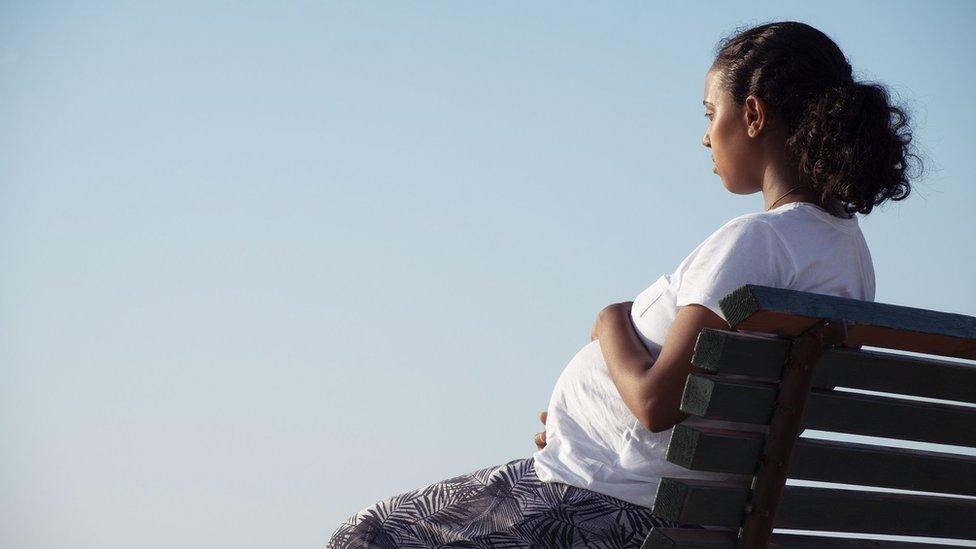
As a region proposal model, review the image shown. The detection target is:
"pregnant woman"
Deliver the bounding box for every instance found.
[327,20,921,548]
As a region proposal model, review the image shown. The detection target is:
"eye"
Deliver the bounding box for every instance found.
[704,113,713,120]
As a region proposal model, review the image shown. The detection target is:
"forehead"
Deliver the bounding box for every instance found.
[703,69,724,106]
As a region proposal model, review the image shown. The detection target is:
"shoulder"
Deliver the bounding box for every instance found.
[672,212,800,317]
[703,212,786,248]
[679,211,798,282]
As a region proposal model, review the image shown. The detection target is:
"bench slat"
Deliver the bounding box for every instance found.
[680,373,976,447]
[680,374,778,424]
[639,527,736,548]
[693,329,976,404]
[770,534,958,549]
[666,423,765,475]
[651,477,751,527]
[691,329,792,380]
[793,437,976,497]
[776,485,976,539]
[718,285,976,360]
[667,423,976,496]
[651,479,976,540]
[641,528,956,548]
[769,534,961,548]
[804,387,976,447]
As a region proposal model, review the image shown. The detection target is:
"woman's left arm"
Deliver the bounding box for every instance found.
[597,302,727,432]
[596,303,661,430]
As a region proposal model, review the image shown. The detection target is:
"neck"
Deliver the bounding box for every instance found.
[759,157,819,211]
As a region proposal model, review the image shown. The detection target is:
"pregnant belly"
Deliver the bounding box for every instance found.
[544,340,641,459]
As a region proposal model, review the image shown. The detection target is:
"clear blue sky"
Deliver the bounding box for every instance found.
[2,2,975,548]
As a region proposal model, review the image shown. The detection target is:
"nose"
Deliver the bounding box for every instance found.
[702,132,710,149]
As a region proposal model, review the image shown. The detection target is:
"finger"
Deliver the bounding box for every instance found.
[539,411,548,424]
[534,431,546,449]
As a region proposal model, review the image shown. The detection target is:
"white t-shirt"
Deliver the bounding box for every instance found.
[532,201,875,509]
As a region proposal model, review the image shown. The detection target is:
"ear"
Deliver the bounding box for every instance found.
[743,94,767,137]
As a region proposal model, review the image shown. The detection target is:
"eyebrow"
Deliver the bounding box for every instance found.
[702,100,714,107]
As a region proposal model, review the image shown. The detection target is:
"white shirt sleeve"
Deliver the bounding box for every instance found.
[674,217,796,322]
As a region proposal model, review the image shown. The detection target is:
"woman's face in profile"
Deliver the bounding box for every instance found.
[702,68,760,195]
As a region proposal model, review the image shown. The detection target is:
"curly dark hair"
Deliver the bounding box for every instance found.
[711,21,923,217]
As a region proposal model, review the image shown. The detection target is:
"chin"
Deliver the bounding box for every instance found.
[720,176,759,196]
[719,177,741,194]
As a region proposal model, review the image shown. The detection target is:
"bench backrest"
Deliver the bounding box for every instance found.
[641,284,976,548]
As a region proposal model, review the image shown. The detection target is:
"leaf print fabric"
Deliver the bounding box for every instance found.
[326,456,704,548]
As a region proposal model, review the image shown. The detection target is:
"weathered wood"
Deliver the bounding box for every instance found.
[680,374,976,446]
[666,423,765,475]
[790,437,976,497]
[680,374,778,424]
[775,484,976,539]
[641,526,737,549]
[651,480,976,540]
[803,386,976,447]
[693,329,976,404]
[769,533,959,548]
[667,423,976,496]
[641,528,956,549]
[651,478,752,527]
[718,285,976,360]
[815,346,976,404]
[691,329,792,380]
[643,288,976,549]
[640,527,737,548]
[739,318,848,548]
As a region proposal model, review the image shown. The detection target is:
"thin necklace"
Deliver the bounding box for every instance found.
[766,184,807,212]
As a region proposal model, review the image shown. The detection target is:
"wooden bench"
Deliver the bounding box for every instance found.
[640,284,976,548]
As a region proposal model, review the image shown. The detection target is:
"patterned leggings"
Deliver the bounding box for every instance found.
[326,456,704,548]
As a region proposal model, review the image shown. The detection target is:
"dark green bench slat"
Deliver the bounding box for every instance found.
[791,437,976,497]
[818,346,976,404]
[693,329,976,404]
[769,533,957,548]
[775,485,976,539]
[666,423,765,474]
[680,373,976,447]
[803,387,976,447]
[640,527,736,548]
[718,285,976,360]
[651,479,976,540]
[641,528,956,548]
[667,423,976,496]
[680,374,778,424]
[651,477,751,527]
[691,329,791,380]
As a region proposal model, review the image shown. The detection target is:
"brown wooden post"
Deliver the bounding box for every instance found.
[736,318,849,548]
